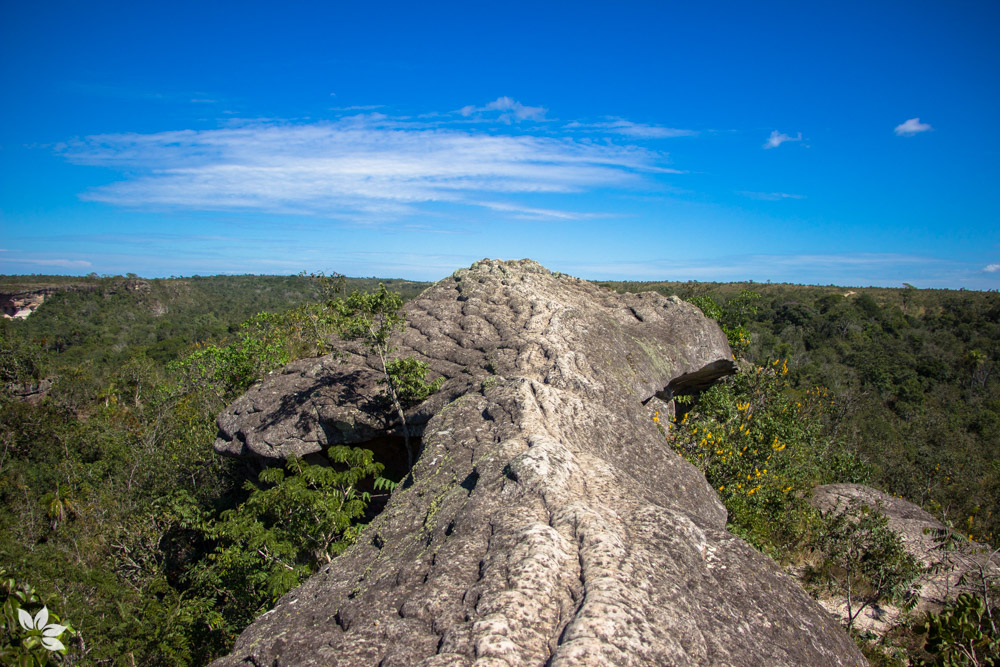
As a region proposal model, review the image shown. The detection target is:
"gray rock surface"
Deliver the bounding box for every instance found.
[213,259,865,666]
[812,483,1000,621]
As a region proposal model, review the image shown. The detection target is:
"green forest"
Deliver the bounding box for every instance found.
[1,273,998,665]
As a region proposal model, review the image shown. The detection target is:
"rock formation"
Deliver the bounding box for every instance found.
[0,282,101,320]
[1,290,50,319]
[811,483,1000,632]
[212,259,865,666]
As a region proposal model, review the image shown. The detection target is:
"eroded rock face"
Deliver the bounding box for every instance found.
[213,259,865,666]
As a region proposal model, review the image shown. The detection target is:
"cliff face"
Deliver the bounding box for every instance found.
[1,290,50,319]
[213,259,865,666]
[0,282,105,319]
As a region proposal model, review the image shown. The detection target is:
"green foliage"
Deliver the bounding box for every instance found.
[0,569,76,665]
[0,322,44,388]
[169,312,293,402]
[0,275,436,664]
[670,359,869,555]
[332,283,405,351]
[919,593,999,665]
[814,501,923,629]
[615,279,1000,550]
[688,289,760,354]
[4,273,429,387]
[188,452,386,629]
[383,358,444,406]
[331,283,441,469]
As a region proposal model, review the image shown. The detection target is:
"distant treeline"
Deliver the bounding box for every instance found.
[2,273,430,370]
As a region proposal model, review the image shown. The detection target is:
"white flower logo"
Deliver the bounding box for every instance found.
[16,606,67,652]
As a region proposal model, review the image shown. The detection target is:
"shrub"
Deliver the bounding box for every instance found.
[814,501,923,630]
[918,593,999,665]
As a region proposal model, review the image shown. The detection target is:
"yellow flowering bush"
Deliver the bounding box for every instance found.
[666,359,869,556]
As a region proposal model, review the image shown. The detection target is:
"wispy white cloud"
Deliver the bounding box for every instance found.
[736,191,805,201]
[14,258,93,268]
[565,118,697,139]
[61,113,673,222]
[985,263,1000,273]
[763,130,802,149]
[459,96,547,123]
[894,118,932,136]
[474,201,594,220]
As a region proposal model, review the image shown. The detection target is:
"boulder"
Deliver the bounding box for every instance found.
[811,483,1000,631]
[212,259,865,666]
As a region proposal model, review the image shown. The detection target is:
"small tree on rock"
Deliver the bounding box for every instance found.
[332,284,441,472]
[815,500,923,630]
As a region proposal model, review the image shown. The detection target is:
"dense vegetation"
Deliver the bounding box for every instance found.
[0,273,996,664]
[0,274,429,664]
[609,280,1000,665]
[605,280,1000,548]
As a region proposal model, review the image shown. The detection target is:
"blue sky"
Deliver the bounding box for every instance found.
[1,1,998,287]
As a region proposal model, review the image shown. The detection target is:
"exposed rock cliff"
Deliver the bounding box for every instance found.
[213,259,865,666]
[1,289,50,319]
[0,282,102,319]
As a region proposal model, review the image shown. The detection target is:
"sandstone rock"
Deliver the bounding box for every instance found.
[811,483,1000,632]
[212,259,865,666]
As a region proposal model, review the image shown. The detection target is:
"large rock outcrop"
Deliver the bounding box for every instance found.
[213,259,865,666]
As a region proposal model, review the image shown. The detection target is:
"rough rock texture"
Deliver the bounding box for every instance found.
[213,259,865,666]
[7,378,53,405]
[811,483,1000,631]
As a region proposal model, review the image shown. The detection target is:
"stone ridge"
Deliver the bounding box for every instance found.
[213,259,866,666]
